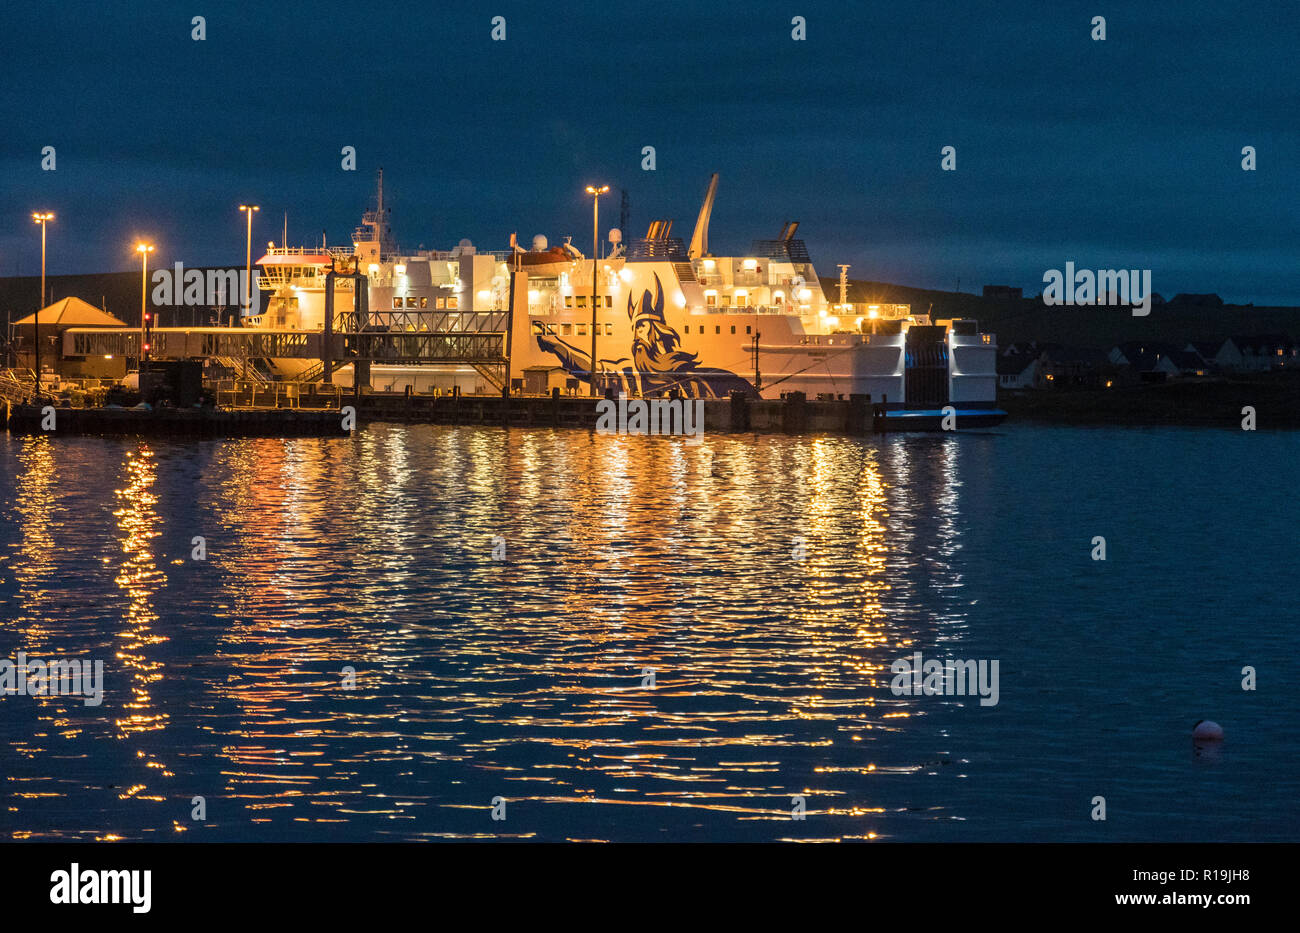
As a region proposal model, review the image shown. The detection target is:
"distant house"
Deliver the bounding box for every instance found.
[1165,350,1210,377]
[997,352,1043,389]
[1038,344,1110,387]
[1185,339,1242,371]
[1001,340,1039,357]
[1108,341,1182,381]
[1229,334,1298,371]
[983,285,1023,300]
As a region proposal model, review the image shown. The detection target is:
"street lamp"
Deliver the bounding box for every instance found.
[136,243,155,376]
[31,212,54,395]
[584,185,609,397]
[239,204,259,319]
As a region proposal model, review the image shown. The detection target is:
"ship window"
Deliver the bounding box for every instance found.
[564,296,573,308]
[436,298,446,309]
[576,296,587,308]
[447,297,459,309]
[731,325,736,334]
[605,296,612,308]
[420,297,428,308]
[578,324,587,336]
[746,325,752,334]
[715,326,721,334]
[605,323,613,335]
[392,297,402,309]
[705,293,716,307]
[562,323,572,335]
[406,297,418,308]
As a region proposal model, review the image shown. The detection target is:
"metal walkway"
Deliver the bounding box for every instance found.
[64,313,508,366]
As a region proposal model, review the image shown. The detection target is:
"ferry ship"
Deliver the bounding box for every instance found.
[250,172,1005,428]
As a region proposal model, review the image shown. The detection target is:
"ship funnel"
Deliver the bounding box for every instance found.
[689,172,719,259]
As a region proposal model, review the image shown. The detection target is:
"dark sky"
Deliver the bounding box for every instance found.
[3,1,1298,303]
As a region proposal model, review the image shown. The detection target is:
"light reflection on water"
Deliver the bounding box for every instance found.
[0,424,1295,842]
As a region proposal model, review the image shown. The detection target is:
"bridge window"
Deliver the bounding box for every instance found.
[447,297,459,309]
[406,297,418,308]
[420,297,428,308]
[436,298,445,309]
[392,297,402,309]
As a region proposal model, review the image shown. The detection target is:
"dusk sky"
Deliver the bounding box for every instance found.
[3,0,1298,303]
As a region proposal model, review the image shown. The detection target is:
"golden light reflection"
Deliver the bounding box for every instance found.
[111,445,171,799]
[13,436,57,648]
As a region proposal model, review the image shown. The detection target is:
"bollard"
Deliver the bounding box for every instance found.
[729,389,750,431]
[783,391,807,434]
[848,394,871,435]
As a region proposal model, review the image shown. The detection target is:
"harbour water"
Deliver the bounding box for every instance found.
[1,424,1295,842]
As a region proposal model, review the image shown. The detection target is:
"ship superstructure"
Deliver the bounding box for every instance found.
[248,172,1002,421]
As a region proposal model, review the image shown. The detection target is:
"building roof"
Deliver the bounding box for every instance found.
[996,354,1037,375]
[12,297,127,328]
[1166,350,1207,371]
[1111,341,1181,371]
[1230,333,1295,353]
[1187,340,1229,358]
[1038,343,1108,364]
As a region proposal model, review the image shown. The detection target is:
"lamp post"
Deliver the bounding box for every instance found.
[239,204,259,320]
[136,243,154,378]
[584,185,608,397]
[31,212,54,395]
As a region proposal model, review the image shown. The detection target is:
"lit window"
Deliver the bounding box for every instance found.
[420,297,428,308]
[564,296,573,308]
[447,297,458,309]
[562,323,572,335]
[406,297,418,308]
[605,323,613,335]
[392,297,402,309]
[436,298,446,309]
[577,324,587,336]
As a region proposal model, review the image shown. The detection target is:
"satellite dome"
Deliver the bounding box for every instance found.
[608,228,622,244]
[532,235,548,251]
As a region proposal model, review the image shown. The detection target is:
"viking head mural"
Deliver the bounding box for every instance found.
[629,274,701,374]
[533,270,760,399]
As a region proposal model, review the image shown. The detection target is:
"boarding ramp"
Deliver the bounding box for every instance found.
[65,314,508,368]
